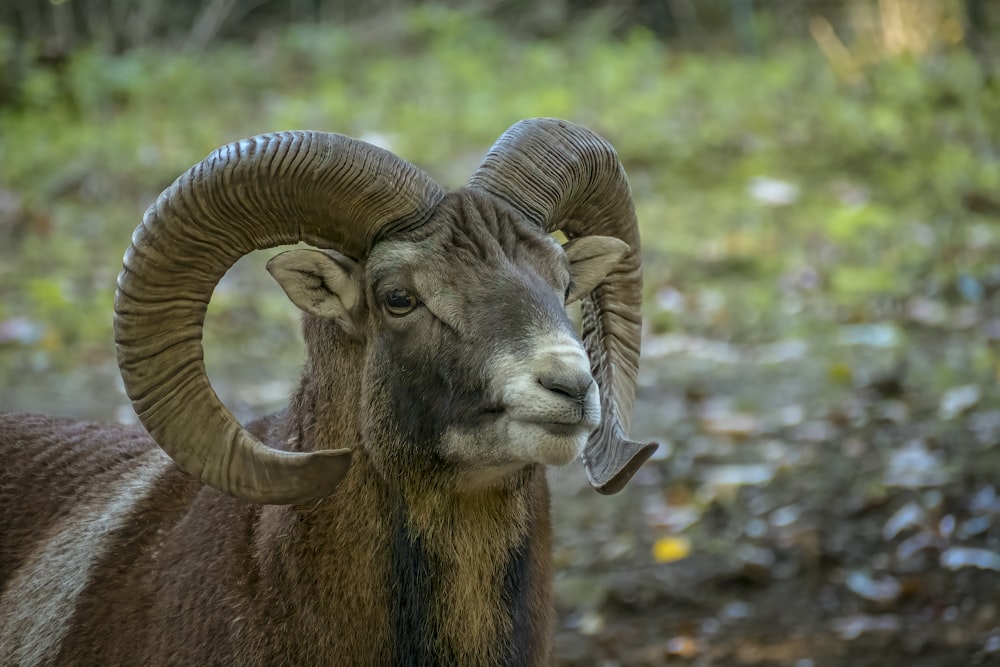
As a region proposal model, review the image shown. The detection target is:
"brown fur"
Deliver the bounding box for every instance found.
[0,192,572,666]
[0,414,552,665]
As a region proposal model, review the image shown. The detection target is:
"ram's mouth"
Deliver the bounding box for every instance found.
[532,421,585,437]
[479,405,592,438]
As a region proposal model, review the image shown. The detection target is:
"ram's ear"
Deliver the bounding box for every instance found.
[564,236,630,305]
[267,249,362,328]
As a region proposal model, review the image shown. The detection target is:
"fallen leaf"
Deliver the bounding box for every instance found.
[940,547,1000,571]
[939,384,981,420]
[665,635,699,657]
[882,501,926,540]
[845,570,902,604]
[884,439,947,488]
[653,536,692,563]
[701,412,759,438]
[831,614,902,640]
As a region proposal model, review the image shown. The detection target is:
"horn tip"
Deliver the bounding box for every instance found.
[290,447,354,504]
[246,447,354,506]
[586,440,659,496]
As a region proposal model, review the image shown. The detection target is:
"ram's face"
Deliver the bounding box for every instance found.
[364,196,603,479]
[118,123,651,504]
[268,190,626,483]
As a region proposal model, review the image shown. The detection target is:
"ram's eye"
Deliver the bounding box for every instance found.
[383,288,417,316]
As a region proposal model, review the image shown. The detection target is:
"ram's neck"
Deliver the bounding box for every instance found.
[392,467,553,666]
[281,320,366,454]
[260,322,553,665]
[250,457,553,665]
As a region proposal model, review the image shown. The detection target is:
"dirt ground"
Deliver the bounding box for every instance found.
[548,346,1000,667]
[4,269,997,667]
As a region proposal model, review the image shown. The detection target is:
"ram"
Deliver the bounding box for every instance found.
[0,118,657,666]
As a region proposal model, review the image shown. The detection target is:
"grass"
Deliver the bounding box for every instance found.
[1,9,998,418]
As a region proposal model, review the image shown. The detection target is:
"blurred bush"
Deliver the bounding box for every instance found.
[0,1,990,57]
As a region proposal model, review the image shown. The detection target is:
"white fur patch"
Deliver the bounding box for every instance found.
[494,334,599,426]
[442,331,601,470]
[0,451,171,664]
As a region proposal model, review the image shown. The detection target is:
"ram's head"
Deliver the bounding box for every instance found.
[115,119,658,504]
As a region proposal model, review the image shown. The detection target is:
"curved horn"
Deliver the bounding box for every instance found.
[468,118,658,494]
[115,131,444,504]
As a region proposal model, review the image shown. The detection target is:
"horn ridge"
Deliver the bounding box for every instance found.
[468,118,657,494]
[116,131,442,504]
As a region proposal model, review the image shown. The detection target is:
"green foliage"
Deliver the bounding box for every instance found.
[0,8,998,414]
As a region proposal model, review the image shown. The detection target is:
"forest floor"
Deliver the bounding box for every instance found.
[552,346,1000,666]
[2,11,999,665]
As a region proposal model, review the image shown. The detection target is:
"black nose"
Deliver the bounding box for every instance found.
[538,371,594,402]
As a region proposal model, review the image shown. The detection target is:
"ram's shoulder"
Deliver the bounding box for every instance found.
[0,413,183,594]
[0,413,175,526]
[1,412,157,469]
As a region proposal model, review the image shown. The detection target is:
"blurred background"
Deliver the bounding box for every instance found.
[1,1,999,664]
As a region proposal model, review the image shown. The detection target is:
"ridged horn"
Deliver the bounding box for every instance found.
[115,131,444,504]
[469,118,658,494]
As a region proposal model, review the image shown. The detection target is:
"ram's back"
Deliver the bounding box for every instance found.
[0,413,211,664]
[2,414,159,579]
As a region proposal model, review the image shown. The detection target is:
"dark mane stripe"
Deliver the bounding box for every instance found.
[391,497,438,666]
[390,484,542,666]
[501,535,534,667]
